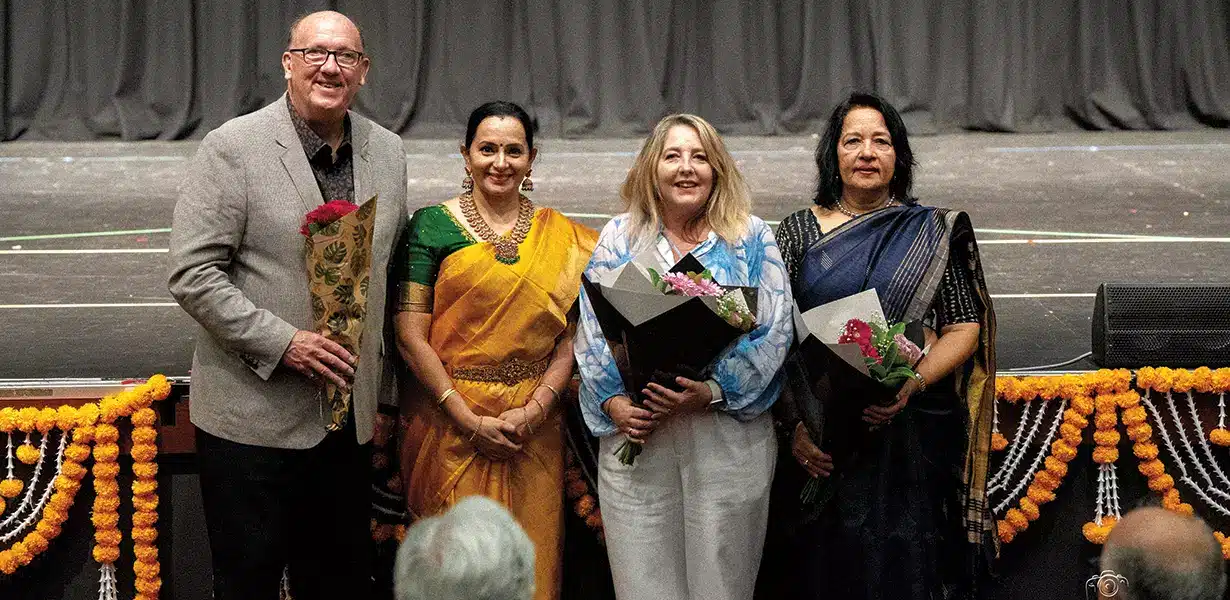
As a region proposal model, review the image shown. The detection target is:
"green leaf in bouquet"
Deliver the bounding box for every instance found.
[311,295,326,321]
[327,312,349,334]
[888,321,906,337]
[314,263,341,286]
[869,362,889,380]
[332,283,355,305]
[323,241,348,265]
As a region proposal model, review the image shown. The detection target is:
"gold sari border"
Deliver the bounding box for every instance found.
[450,357,549,386]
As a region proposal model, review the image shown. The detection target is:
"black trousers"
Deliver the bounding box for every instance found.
[196,417,373,600]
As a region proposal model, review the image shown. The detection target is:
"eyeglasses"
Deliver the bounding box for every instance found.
[288,47,365,68]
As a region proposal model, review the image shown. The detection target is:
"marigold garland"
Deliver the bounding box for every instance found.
[0,375,169,590]
[564,446,605,545]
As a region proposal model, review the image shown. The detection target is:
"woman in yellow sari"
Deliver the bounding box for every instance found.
[394,101,596,600]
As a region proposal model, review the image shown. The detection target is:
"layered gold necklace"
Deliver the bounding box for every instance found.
[459,192,534,264]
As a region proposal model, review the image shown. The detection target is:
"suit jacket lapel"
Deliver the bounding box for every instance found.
[352,115,373,207]
[274,95,324,212]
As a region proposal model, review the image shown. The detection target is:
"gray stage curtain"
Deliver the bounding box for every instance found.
[2,0,1227,140]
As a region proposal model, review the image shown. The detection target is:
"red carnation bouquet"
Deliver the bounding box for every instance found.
[301,196,378,431]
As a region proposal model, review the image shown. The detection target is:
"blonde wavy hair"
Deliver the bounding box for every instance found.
[621,114,750,246]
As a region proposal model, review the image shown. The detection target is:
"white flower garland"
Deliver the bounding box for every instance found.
[0,432,66,542]
[1143,391,1230,518]
[995,400,1067,515]
[1183,391,1230,498]
[989,399,1038,493]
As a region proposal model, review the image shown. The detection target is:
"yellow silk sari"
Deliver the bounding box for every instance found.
[401,207,596,600]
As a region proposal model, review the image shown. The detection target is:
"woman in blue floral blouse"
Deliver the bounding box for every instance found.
[574,114,793,600]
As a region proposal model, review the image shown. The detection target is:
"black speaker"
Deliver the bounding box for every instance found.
[1092,283,1230,368]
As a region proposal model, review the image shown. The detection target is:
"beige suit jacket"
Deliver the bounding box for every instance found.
[168,95,407,449]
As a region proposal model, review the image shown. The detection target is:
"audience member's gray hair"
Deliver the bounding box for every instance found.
[394,496,535,600]
[1100,507,1226,600]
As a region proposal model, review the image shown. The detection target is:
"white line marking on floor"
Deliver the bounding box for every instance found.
[0,248,169,255]
[987,143,1230,153]
[0,302,181,309]
[980,238,1230,244]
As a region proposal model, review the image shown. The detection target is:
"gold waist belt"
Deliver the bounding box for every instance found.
[450,357,549,386]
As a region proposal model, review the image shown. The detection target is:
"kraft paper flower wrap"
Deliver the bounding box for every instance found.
[302,196,378,431]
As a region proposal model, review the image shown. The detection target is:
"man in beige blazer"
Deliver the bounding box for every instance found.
[167,11,406,599]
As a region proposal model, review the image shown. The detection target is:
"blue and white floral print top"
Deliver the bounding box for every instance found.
[574,213,794,437]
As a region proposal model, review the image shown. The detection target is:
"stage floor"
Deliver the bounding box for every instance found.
[2,131,1228,378]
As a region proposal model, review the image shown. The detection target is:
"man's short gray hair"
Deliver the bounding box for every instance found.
[1101,508,1226,600]
[394,496,536,600]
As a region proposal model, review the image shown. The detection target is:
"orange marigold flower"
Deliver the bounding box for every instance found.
[1092,447,1119,464]
[132,480,158,496]
[1044,456,1069,479]
[93,511,120,529]
[93,443,120,463]
[1019,498,1041,521]
[1163,488,1181,505]
[131,443,158,462]
[998,520,1016,543]
[94,479,120,497]
[149,374,172,400]
[1127,423,1153,442]
[0,478,23,498]
[132,526,158,543]
[1060,424,1083,446]
[94,424,119,444]
[1132,442,1159,460]
[1172,370,1195,393]
[62,461,87,480]
[94,495,121,513]
[0,497,5,514]
[394,525,408,542]
[584,511,603,530]
[15,443,41,465]
[132,462,159,479]
[1072,396,1095,417]
[1211,368,1230,391]
[133,544,159,563]
[566,478,588,497]
[0,550,15,575]
[94,529,123,546]
[1050,441,1078,463]
[132,510,158,528]
[1082,518,1116,544]
[55,405,80,431]
[131,426,158,445]
[1153,368,1175,393]
[12,542,32,566]
[1136,367,1156,389]
[1094,430,1121,447]
[16,407,39,432]
[47,491,73,512]
[1036,379,1061,401]
[131,407,157,427]
[1148,474,1176,492]
[1192,367,1214,393]
[1162,493,1182,511]
[72,425,95,443]
[1210,428,1230,447]
[1138,459,1165,478]
[35,407,58,433]
[1034,470,1061,491]
[93,545,121,563]
[1027,485,1056,505]
[1095,395,1118,414]
[991,432,1009,452]
[135,577,163,595]
[1115,391,1141,409]
[35,521,61,540]
[25,532,49,554]
[1057,375,1084,399]
[134,560,160,579]
[64,443,91,463]
[1062,409,1089,429]
[1173,503,1194,516]
[1094,412,1118,430]
[1005,508,1029,530]
[43,508,69,525]
[93,461,120,479]
[0,408,16,432]
[1121,406,1147,426]
[132,495,160,512]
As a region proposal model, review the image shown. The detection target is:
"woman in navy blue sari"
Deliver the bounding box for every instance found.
[757,92,998,600]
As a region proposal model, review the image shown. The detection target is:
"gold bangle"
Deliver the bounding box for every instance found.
[437,387,458,407]
[531,397,547,416]
[911,371,928,393]
[539,382,560,402]
[523,406,535,436]
[469,416,483,443]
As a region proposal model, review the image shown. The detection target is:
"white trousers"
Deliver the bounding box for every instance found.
[598,411,776,600]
